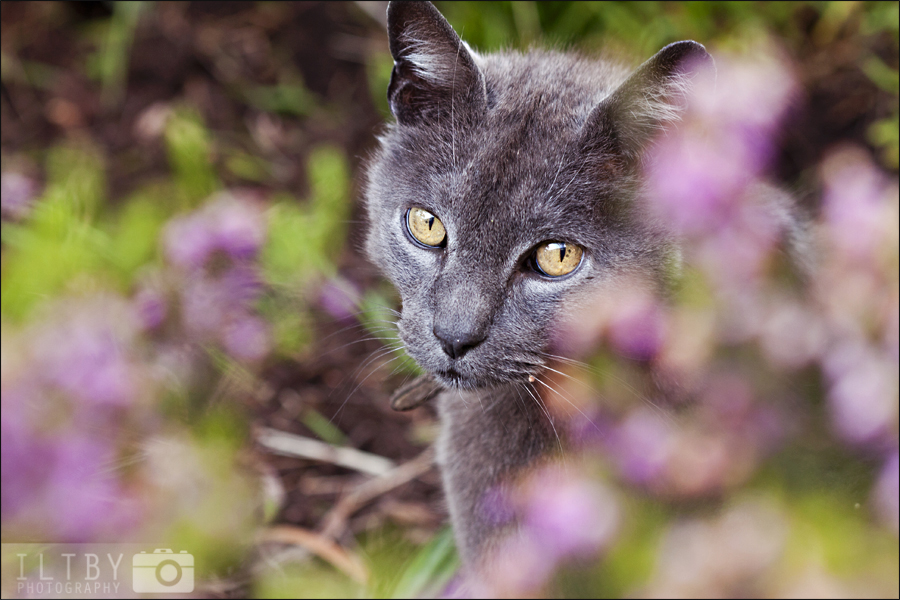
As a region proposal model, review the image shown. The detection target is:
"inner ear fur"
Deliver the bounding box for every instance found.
[386,1,486,124]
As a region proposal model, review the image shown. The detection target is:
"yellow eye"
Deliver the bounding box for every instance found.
[406,207,446,247]
[535,241,583,277]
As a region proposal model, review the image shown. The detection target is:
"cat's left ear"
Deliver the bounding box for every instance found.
[581,41,713,166]
[386,1,487,124]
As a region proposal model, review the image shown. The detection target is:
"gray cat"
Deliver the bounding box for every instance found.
[364,0,714,576]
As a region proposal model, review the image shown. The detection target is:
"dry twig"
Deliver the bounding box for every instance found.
[255,426,396,476]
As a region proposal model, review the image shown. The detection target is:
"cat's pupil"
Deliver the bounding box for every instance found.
[427,217,435,230]
[559,246,566,262]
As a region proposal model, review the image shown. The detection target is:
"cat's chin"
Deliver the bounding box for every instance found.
[431,367,527,391]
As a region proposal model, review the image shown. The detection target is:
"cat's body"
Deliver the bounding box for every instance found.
[364,0,715,573]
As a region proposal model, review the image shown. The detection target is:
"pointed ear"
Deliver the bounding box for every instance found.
[386,1,486,124]
[581,41,713,166]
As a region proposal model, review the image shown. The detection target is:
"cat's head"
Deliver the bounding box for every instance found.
[365,1,711,390]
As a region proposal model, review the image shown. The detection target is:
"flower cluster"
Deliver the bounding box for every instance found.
[1,298,144,541]
[1,191,273,546]
[155,191,271,362]
[474,46,898,596]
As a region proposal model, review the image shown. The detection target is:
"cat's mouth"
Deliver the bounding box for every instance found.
[434,368,465,388]
[432,366,533,390]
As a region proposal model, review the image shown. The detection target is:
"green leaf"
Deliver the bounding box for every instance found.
[260,146,351,289]
[104,191,168,280]
[302,408,349,446]
[165,108,219,205]
[1,142,110,320]
[390,528,460,599]
[244,82,317,117]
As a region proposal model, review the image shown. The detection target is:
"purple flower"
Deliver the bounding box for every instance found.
[821,147,892,263]
[163,193,266,269]
[608,409,673,485]
[180,276,230,338]
[133,286,168,331]
[180,266,265,349]
[212,194,266,260]
[42,434,139,542]
[824,343,896,446]
[0,396,54,520]
[219,264,264,306]
[221,315,271,362]
[873,452,899,534]
[33,301,139,408]
[646,130,751,235]
[522,472,619,559]
[1,390,139,541]
[318,277,361,322]
[1,172,38,220]
[163,213,218,270]
[479,486,516,527]
[645,53,795,237]
[607,298,666,360]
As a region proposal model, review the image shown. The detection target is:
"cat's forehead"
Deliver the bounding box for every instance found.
[383,51,631,249]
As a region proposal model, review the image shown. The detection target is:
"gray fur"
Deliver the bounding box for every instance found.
[364,0,712,569]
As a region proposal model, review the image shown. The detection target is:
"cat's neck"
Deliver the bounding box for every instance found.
[435,383,560,567]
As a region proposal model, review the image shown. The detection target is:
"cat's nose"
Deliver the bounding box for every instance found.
[433,325,486,360]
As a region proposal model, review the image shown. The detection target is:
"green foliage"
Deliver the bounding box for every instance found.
[260,145,352,356]
[261,145,351,288]
[165,108,220,205]
[244,82,318,117]
[302,407,349,446]
[103,188,168,281]
[1,142,109,320]
[225,149,274,183]
[83,1,147,107]
[256,562,363,599]
[389,528,460,599]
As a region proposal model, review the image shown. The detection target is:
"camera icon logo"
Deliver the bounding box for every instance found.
[132,549,194,593]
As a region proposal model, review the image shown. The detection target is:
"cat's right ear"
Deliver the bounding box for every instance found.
[581,40,714,167]
[386,1,486,124]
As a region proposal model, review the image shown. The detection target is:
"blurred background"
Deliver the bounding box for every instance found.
[1,1,897,598]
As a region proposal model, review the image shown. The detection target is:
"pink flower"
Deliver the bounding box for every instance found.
[164,193,266,269]
[873,452,899,534]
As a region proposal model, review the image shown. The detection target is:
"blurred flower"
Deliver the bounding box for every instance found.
[647,129,750,235]
[693,199,781,292]
[164,192,265,269]
[318,277,361,321]
[522,470,619,559]
[1,171,39,221]
[700,374,787,449]
[163,193,272,364]
[607,296,667,360]
[478,485,516,527]
[646,52,795,237]
[552,274,662,359]
[642,498,787,597]
[824,342,898,446]
[607,409,673,485]
[759,298,827,369]
[0,395,54,520]
[221,315,271,362]
[133,285,168,331]
[31,298,141,408]
[40,433,140,541]
[479,467,619,596]
[1,298,145,541]
[872,451,899,534]
[821,147,895,264]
